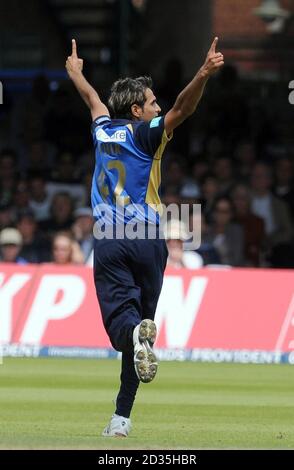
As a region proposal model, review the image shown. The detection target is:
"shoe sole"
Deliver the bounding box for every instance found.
[134,320,158,383]
[138,319,157,345]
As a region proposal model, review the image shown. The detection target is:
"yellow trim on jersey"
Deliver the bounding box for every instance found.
[145,158,162,213]
[145,129,173,213]
[126,123,134,135]
[154,129,173,160]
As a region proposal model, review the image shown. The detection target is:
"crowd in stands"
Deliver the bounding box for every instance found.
[0,65,293,268]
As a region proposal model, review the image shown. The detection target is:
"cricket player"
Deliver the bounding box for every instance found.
[66,37,223,437]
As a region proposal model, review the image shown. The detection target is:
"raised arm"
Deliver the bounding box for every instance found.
[164,37,224,135]
[65,39,110,120]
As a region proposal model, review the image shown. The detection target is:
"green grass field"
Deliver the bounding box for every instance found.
[0,357,294,449]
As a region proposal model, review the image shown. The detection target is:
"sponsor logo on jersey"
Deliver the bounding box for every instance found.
[96,128,127,142]
[150,117,161,128]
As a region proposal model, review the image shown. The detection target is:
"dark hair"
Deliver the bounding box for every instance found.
[16,208,36,223]
[212,196,234,214]
[50,192,74,215]
[0,148,17,162]
[28,170,46,181]
[108,76,153,119]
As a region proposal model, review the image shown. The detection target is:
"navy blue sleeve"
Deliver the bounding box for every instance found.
[91,115,111,134]
[134,116,166,157]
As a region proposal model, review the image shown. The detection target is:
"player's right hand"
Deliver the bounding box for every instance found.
[65,39,84,77]
[201,37,224,77]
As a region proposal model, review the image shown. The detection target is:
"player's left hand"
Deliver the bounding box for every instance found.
[66,39,84,77]
[201,37,224,77]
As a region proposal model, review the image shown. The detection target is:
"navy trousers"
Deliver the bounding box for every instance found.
[93,235,168,417]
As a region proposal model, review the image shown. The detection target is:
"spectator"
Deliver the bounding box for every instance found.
[46,180,87,210]
[251,162,293,266]
[1,60,293,272]
[213,156,235,196]
[161,160,185,194]
[0,149,18,206]
[17,210,51,263]
[203,197,245,266]
[14,180,31,212]
[234,140,256,182]
[200,174,220,222]
[51,151,81,183]
[188,211,221,265]
[231,183,265,266]
[40,192,74,234]
[27,140,55,173]
[28,172,53,222]
[72,207,94,263]
[0,204,15,231]
[0,148,18,181]
[190,158,209,184]
[164,219,203,269]
[51,232,84,265]
[273,157,294,220]
[0,228,27,264]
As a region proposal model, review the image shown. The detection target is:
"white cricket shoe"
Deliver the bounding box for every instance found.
[133,319,158,383]
[102,413,132,437]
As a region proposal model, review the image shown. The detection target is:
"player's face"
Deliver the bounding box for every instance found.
[141,88,161,122]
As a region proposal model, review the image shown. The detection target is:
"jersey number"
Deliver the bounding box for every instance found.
[98,161,130,206]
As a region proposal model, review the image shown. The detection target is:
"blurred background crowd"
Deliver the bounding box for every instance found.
[0,0,293,269]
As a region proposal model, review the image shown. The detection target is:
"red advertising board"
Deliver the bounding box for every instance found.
[156,267,294,352]
[0,264,294,359]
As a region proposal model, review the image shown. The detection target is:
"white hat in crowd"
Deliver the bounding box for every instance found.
[0,228,23,246]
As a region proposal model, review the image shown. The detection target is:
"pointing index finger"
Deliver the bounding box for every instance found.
[72,38,77,57]
[209,37,218,54]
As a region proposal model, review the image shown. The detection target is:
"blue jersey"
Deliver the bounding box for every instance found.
[91,115,172,225]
